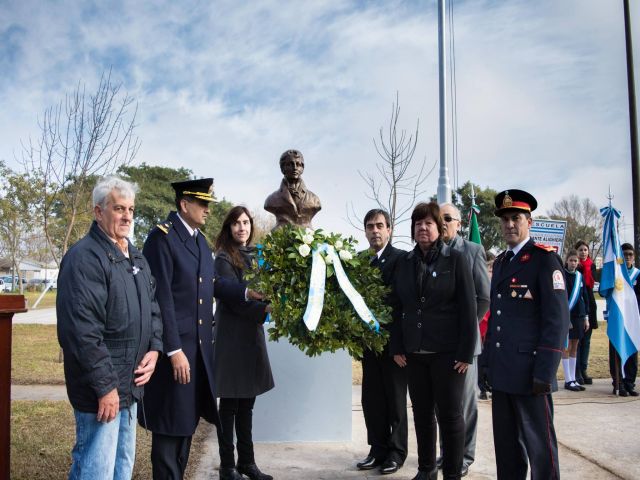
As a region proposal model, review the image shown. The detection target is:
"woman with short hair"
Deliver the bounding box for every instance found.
[390,201,477,480]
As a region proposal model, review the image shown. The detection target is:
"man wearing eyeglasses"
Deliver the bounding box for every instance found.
[609,243,639,396]
[435,204,490,477]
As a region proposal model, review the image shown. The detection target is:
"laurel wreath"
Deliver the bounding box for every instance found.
[245,225,391,359]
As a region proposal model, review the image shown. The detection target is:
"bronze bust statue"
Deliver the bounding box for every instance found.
[264,149,321,228]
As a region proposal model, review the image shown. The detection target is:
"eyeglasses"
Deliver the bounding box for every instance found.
[443,215,460,223]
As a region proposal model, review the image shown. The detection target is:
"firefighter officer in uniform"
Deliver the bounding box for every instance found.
[140,178,260,479]
[482,189,569,480]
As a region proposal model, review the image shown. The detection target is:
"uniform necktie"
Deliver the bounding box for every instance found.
[504,250,515,262]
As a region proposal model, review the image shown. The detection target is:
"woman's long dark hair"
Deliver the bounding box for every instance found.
[215,206,254,271]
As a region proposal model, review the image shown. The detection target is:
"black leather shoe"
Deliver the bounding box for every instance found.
[436,456,443,469]
[220,467,244,480]
[565,382,581,392]
[380,459,401,474]
[628,389,640,397]
[613,387,629,397]
[357,455,383,470]
[461,464,469,477]
[582,373,593,384]
[237,463,273,480]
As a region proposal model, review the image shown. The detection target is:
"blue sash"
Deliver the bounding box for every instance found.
[568,270,582,311]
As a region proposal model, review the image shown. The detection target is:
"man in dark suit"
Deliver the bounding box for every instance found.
[483,189,569,480]
[437,203,490,477]
[356,209,408,475]
[140,178,260,479]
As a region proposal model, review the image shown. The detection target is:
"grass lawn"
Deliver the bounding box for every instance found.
[11,400,212,480]
[12,325,65,385]
[1,290,57,309]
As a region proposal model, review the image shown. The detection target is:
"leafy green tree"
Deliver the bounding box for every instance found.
[0,162,42,292]
[118,163,192,245]
[431,181,503,252]
[118,163,232,246]
[453,182,503,252]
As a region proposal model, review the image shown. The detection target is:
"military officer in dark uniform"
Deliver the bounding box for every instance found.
[356,209,408,475]
[140,178,258,479]
[482,189,569,480]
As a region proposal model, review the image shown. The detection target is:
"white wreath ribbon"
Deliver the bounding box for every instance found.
[302,244,380,332]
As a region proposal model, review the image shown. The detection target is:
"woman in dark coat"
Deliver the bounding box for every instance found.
[390,202,477,480]
[213,206,274,480]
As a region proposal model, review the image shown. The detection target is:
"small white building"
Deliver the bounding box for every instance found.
[0,258,59,282]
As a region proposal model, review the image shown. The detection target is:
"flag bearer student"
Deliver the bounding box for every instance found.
[481,189,569,480]
[435,203,490,477]
[561,249,590,392]
[609,243,640,396]
[140,178,264,480]
[356,209,408,475]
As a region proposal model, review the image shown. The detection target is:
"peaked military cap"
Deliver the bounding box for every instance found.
[494,189,537,216]
[171,178,215,203]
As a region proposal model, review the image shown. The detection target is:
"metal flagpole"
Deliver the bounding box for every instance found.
[437,0,452,204]
[623,0,640,265]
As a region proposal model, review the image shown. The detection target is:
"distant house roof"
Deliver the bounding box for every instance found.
[0,257,57,271]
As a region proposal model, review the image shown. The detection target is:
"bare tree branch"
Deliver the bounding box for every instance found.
[19,69,139,266]
[348,92,432,241]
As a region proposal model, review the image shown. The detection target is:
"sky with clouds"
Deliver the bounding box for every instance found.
[1,0,638,246]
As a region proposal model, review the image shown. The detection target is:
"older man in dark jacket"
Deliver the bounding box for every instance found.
[436,203,490,477]
[57,176,163,480]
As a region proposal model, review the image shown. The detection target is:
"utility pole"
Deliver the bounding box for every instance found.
[624,0,640,264]
[437,0,452,204]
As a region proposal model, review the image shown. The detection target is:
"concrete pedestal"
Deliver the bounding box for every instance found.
[252,327,352,442]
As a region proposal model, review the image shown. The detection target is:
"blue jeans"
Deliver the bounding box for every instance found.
[69,402,137,480]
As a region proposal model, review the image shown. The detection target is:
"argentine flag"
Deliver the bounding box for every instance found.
[599,205,640,366]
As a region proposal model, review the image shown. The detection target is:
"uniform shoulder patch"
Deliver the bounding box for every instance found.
[534,242,557,253]
[552,269,565,290]
[157,221,173,234]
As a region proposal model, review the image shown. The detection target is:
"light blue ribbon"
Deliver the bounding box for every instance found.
[565,270,583,349]
[303,243,380,332]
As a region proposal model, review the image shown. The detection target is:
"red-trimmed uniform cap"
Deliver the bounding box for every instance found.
[171,178,216,203]
[494,189,537,216]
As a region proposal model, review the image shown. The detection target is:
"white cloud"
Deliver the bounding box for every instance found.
[0,0,638,247]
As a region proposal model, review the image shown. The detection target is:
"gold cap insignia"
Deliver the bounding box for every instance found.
[502,193,513,209]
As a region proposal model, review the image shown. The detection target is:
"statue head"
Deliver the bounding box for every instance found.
[279,149,305,183]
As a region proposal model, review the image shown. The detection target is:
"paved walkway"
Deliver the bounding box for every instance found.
[12,306,56,324]
[192,380,636,480]
[12,380,639,479]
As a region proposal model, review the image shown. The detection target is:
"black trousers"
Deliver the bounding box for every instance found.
[576,328,593,376]
[361,349,409,463]
[407,352,465,479]
[609,342,638,391]
[217,397,257,468]
[151,433,192,480]
[492,390,559,480]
